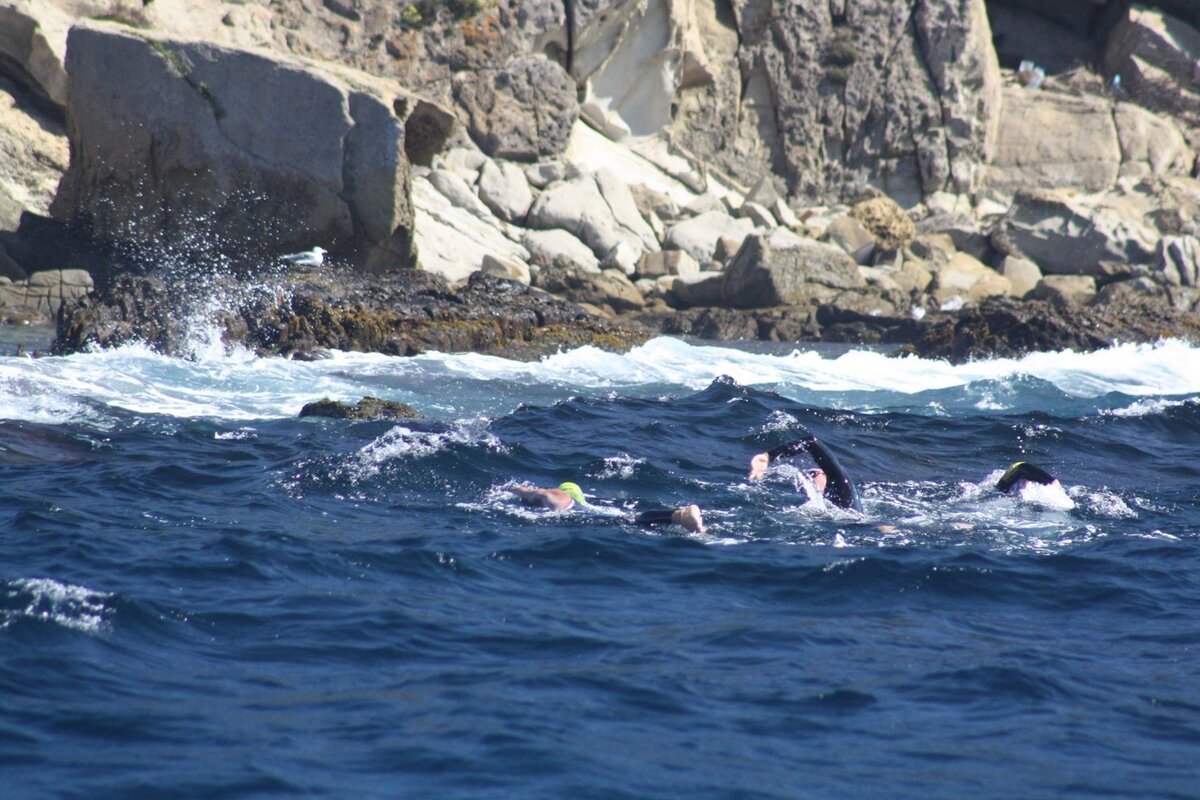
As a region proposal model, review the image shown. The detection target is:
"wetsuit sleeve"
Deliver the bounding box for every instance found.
[996,461,1057,493]
[803,437,862,513]
[766,436,862,513]
[632,508,677,526]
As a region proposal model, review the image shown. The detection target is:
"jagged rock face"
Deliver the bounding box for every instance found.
[1105,5,1200,144]
[742,0,1000,204]
[452,55,578,161]
[50,23,419,274]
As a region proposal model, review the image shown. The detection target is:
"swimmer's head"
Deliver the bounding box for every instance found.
[805,468,828,493]
[558,482,585,505]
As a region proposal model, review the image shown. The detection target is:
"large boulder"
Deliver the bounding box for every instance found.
[527,174,655,265]
[1105,6,1200,137]
[930,252,1012,306]
[665,210,755,265]
[721,233,865,309]
[984,88,1121,196]
[51,22,437,273]
[993,188,1158,276]
[411,175,529,283]
[0,0,73,108]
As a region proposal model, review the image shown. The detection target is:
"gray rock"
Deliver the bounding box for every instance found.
[1030,275,1097,307]
[428,169,494,221]
[669,271,726,309]
[1157,236,1200,287]
[0,268,92,316]
[771,198,799,229]
[602,241,641,275]
[916,212,990,263]
[721,234,864,309]
[523,161,567,188]
[665,210,755,265]
[669,0,1001,202]
[636,250,700,279]
[1000,255,1043,298]
[477,159,534,223]
[452,55,579,162]
[521,228,600,273]
[0,0,71,108]
[824,217,876,264]
[984,88,1120,196]
[1095,276,1169,306]
[1113,102,1193,181]
[737,201,777,229]
[527,175,648,263]
[994,189,1158,276]
[683,192,727,217]
[481,254,531,284]
[594,168,659,251]
[930,253,1012,306]
[765,228,811,250]
[534,263,644,312]
[52,22,428,272]
[436,147,487,183]
[1105,6,1200,131]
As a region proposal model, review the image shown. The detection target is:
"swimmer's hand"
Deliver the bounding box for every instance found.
[748,452,770,481]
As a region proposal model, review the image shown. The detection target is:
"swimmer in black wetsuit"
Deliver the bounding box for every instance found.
[748,435,863,513]
[510,482,706,532]
[995,461,1060,494]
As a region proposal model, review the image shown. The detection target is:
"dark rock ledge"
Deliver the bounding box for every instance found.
[53,268,648,361]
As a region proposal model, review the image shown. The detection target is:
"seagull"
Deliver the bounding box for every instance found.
[279,246,327,268]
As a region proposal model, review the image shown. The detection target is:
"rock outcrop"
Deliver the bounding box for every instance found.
[299,397,422,420]
[54,267,649,360]
[50,22,447,275]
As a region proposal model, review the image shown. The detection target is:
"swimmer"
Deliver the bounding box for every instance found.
[509,481,706,533]
[748,434,863,513]
[995,461,1060,494]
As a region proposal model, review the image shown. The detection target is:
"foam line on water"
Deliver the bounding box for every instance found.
[0,337,1197,424]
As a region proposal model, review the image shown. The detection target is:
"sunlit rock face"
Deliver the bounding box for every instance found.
[50,22,427,273]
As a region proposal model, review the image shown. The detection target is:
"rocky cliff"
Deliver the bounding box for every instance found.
[0,0,1196,360]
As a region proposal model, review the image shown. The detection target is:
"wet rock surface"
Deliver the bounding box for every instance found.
[897,297,1200,362]
[299,397,422,420]
[54,268,649,360]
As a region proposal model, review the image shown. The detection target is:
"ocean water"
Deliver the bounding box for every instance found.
[2,327,1199,798]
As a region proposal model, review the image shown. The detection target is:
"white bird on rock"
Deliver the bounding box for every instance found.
[280,246,327,268]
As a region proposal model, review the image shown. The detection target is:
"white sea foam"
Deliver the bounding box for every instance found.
[596,454,645,480]
[0,336,1198,425]
[2,577,111,633]
[348,420,503,481]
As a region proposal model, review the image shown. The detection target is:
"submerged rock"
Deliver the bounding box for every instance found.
[54,268,649,360]
[299,397,421,420]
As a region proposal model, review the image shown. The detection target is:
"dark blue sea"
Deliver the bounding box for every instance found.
[2,327,1198,798]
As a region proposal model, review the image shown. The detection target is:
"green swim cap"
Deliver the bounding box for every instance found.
[558,482,585,505]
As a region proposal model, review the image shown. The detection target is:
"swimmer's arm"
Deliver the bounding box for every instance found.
[803,437,862,513]
[509,485,574,510]
[748,437,815,480]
